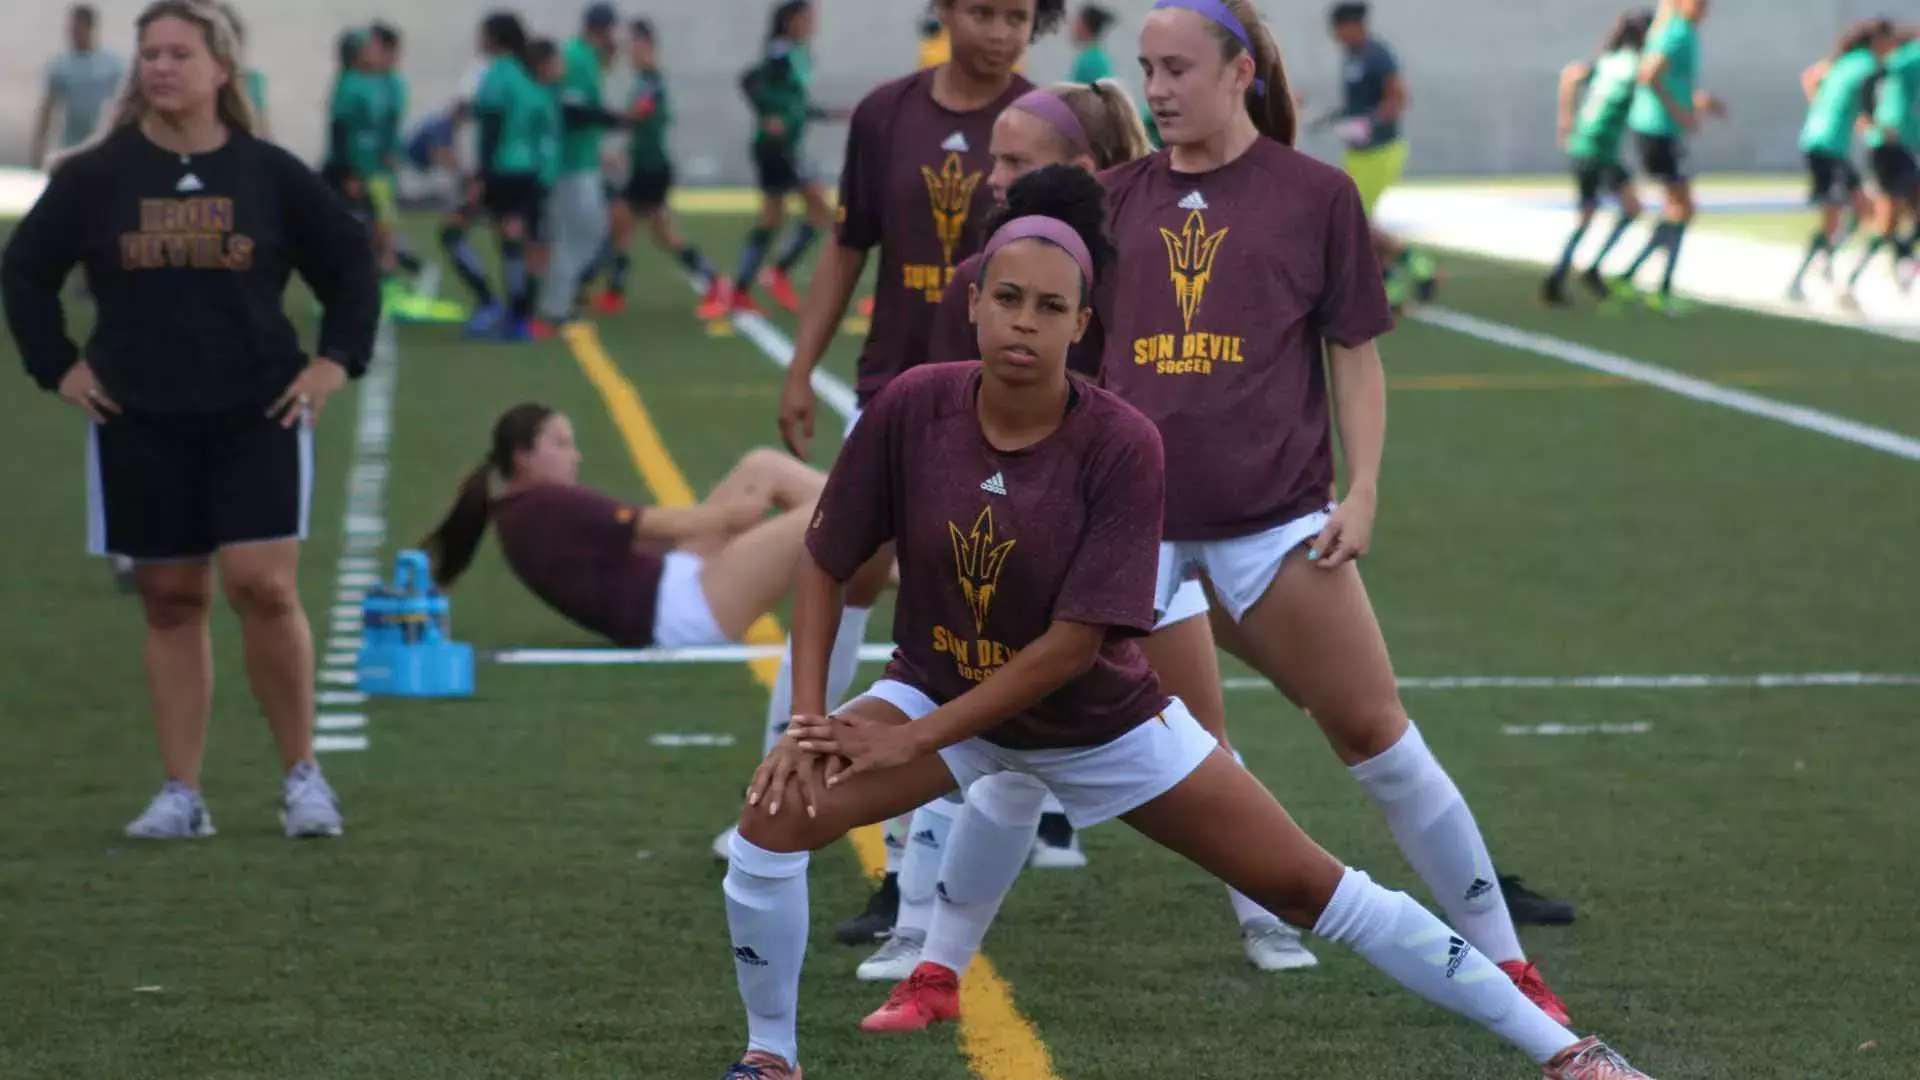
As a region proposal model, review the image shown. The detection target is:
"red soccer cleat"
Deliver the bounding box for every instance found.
[761,268,802,313]
[696,277,734,321]
[1498,959,1571,1026]
[527,318,557,341]
[859,962,960,1034]
[1541,1036,1657,1079]
[592,290,625,315]
[857,294,875,317]
[730,287,765,316]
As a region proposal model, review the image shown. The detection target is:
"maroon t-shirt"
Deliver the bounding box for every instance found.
[929,252,1105,377]
[1098,140,1394,541]
[492,485,663,647]
[805,363,1169,750]
[836,70,1032,403]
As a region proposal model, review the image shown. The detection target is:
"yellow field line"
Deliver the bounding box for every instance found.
[563,322,1059,1080]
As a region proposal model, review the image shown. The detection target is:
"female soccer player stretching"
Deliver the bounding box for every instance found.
[742,0,1065,949]
[424,405,837,651]
[2,0,379,840]
[717,166,1657,1080]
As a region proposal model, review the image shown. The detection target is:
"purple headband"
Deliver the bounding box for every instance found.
[982,215,1096,288]
[1151,0,1268,96]
[1010,89,1091,156]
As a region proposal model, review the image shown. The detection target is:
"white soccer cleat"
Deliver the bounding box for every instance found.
[1242,922,1319,972]
[124,782,215,839]
[856,930,925,982]
[282,761,344,838]
[713,824,739,861]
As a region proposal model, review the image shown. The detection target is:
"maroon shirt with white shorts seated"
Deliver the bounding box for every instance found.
[805,363,1170,750]
[1098,140,1395,542]
[929,253,1105,377]
[835,70,1031,403]
[492,485,663,647]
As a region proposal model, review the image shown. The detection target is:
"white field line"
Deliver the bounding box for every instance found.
[683,273,860,427]
[490,647,1919,691]
[313,320,397,753]
[1414,307,1920,463]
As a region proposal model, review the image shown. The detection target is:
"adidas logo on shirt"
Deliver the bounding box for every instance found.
[1178,190,1208,211]
[979,472,1007,496]
[176,173,205,193]
[941,131,970,152]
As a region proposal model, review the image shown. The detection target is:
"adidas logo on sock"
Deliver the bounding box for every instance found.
[941,131,970,152]
[1443,936,1472,979]
[733,945,770,967]
[936,881,951,902]
[1464,877,1494,901]
[1178,190,1207,211]
[911,828,940,847]
[979,472,1007,495]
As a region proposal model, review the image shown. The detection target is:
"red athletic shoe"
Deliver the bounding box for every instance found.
[859,962,960,1034]
[761,268,802,312]
[696,277,734,321]
[527,318,557,341]
[857,294,875,317]
[1498,959,1571,1026]
[1541,1036,1656,1079]
[592,290,625,315]
[731,287,765,316]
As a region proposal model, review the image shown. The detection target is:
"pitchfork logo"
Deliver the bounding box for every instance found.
[922,152,983,268]
[949,506,1016,634]
[1159,209,1231,333]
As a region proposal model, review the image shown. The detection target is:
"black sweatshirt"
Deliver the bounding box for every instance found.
[2,125,381,415]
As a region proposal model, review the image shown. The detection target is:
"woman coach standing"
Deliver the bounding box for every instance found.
[2,0,380,840]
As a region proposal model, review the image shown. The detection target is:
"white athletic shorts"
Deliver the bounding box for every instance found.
[856,679,1221,829]
[1154,577,1209,630]
[1155,506,1333,623]
[651,550,728,648]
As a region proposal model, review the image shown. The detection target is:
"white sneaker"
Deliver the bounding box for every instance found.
[1028,831,1088,869]
[855,930,924,982]
[282,761,344,838]
[1242,922,1319,972]
[124,781,215,839]
[713,824,739,861]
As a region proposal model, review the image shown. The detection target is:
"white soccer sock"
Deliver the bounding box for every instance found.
[1039,791,1067,818]
[760,608,872,756]
[894,797,959,940]
[922,774,1047,975]
[1349,721,1526,964]
[882,814,909,875]
[1313,867,1577,1065]
[1223,751,1285,931]
[723,834,811,1068]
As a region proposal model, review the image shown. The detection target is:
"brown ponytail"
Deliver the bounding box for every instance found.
[1218,0,1298,146]
[1054,79,1154,169]
[421,402,557,588]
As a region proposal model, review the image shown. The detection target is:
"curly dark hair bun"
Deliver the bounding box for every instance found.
[988,164,1115,284]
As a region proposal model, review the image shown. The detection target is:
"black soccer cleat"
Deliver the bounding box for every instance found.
[1540,275,1571,308]
[1500,874,1577,926]
[832,872,899,945]
[1578,266,1610,300]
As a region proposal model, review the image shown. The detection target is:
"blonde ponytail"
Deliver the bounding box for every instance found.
[1054,79,1154,169]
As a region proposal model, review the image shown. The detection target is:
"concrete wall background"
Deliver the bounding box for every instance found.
[0,1,1889,179]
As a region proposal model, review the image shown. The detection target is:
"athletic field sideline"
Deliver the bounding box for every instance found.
[1,189,1914,1078]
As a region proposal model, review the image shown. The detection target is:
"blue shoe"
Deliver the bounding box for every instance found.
[463,302,507,338]
[497,319,535,342]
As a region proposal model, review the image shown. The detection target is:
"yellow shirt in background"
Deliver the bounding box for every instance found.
[917,28,950,69]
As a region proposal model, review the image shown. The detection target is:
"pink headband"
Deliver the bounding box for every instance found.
[982,215,1096,287]
[1010,90,1091,156]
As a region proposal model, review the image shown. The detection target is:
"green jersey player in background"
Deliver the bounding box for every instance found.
[1611,0,1726,314]
[590,18,720,315]
[1849,27,1920,298]
[700,0,843,320]
[1543,10,1653,307]
[1788,21,1897,301]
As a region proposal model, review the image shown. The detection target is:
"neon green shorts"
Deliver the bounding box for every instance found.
[366,174,399,227]
[1343,140,1409,217]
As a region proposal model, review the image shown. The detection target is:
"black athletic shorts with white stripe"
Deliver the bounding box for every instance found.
[87,404,313,561]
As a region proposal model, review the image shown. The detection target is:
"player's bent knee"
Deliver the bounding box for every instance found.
[1321,699,1412,762]
[139,584,212,631]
